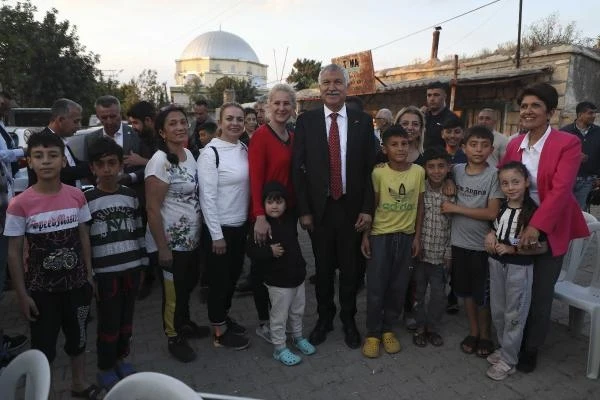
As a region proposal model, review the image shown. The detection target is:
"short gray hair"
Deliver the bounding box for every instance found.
[376,108,393,124]
[254,95,267,106]
[478,108,498,121]
[95,95,121,109]
[268,84,297,109]
[318,64,349,87]
[50,98,82,121]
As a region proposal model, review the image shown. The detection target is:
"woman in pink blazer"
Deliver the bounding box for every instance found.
[500,83,589,373]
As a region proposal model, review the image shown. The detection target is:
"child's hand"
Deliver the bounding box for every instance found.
[442,179,457,197]
[19,295,39,322]
[271,243,285,258]
[440,201,457,214]
[495,243,516,256]
[444,257,452,273]
[411,237,421,258]
[485,232,498,254]
[360,235,371,259]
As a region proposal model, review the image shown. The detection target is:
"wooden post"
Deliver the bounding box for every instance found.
[449,55,459,111]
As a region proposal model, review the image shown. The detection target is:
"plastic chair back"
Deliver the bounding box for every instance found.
[0,349,51,400]
[104,372,198,400]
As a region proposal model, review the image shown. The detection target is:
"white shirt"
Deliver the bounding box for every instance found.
[0,121,25,199]
[103,125,123,148]
[324,104,348,194]
[198,138,249,241]
[519,125,552,205]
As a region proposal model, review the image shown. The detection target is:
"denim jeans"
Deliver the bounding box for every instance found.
[0,235,7,299]
[414,261,446,332]
[573,176,596,210]
[366,232,413,336]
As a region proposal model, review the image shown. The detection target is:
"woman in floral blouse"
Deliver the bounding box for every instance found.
[145,106,209,363]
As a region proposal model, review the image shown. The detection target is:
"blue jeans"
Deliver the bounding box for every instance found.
[573,176,596,210]
[0,235,7,299]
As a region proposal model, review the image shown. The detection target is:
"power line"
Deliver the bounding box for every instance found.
[371,0,503,51]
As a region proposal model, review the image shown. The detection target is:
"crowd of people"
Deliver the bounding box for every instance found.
[0,64,597,397]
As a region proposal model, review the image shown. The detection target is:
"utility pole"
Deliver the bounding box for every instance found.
[516,0,523,68]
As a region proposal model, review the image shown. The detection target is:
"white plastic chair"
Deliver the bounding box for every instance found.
[0,349,51,400]
[197,393,261,400]
[554,217,600,379]
[104,372,198,400]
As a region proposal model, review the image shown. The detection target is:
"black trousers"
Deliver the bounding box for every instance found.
[251,260,270,322]
[161,249,200,337]
[521,250,564,351]
[96,270,140,369]
[204,224,247,323]
[311,198,361,324]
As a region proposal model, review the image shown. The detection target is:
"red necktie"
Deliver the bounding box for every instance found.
[328,113,343,200]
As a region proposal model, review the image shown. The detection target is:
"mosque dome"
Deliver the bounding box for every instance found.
[180,30,260,63]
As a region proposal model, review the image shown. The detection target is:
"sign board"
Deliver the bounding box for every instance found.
[331,50,376,96]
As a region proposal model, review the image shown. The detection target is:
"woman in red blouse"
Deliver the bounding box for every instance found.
[248,83,297,342]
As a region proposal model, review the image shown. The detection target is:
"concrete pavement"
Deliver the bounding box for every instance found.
[2,226,600,399]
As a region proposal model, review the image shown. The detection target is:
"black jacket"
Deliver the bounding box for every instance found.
[560,123,600,177]
[424,107,457,150]
[247,212,306,288]
[292,106,376,223]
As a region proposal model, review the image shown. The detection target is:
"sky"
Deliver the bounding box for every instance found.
[19,0,600,89]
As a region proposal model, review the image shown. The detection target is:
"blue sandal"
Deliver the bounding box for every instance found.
[96,370,120,391]
[116,361,136,378]
[273,348,302,366]
[294,337,316,355]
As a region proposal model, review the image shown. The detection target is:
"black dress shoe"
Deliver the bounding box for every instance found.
[343,323,361,349]
[517,349,538,373]
[309,320,333,345]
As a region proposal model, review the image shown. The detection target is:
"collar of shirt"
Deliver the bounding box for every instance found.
[324,104,347,121]
[103,124,124,140]
[519,125,552,153]
[575,122,590,136]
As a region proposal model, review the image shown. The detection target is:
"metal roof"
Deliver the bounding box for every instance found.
[180,31,260,63]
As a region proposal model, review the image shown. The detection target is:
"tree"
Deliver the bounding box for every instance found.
[207,77,257,108]
[492,12,595,54]
[183,75,204,105]
[522,12,594,49]
[286,58,322,90]
[0,1,100,114]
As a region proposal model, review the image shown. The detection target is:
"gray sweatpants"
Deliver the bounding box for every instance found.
[366,232,413,336]
[414,261,446,332]
[266,282,306,350]
[488,257,533,366]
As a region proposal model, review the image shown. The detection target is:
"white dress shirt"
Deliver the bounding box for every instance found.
[519,125,552,205]
[103,125,124,148]
[324,104,348,194]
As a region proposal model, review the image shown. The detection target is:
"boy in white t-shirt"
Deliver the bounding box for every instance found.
[5,132,101,399]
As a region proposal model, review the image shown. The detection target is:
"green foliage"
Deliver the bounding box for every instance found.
[286,58,322,90]
[207,77,257,108]
[0,1,100,116]
[490,12,595,54]
[183,75,204,105]
[95,69,167,115]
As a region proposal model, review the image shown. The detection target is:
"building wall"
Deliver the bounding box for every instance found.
[175,58,267,86]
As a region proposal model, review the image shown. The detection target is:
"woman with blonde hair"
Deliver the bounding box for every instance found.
[394,106,426,165]
[248,83,297,343]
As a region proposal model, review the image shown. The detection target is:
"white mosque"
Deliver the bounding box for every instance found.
[170,30,268,105]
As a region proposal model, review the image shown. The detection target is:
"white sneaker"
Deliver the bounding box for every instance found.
[255,324,273,344]
[486,359,516,381]
[487,349,502,365]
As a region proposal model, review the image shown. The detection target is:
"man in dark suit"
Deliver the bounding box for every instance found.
[84,95,144,187]
[292,64,376,349]
[28,98,93,187]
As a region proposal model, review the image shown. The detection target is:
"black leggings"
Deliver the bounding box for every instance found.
[204,224,247,323]
[161,249,200,337]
